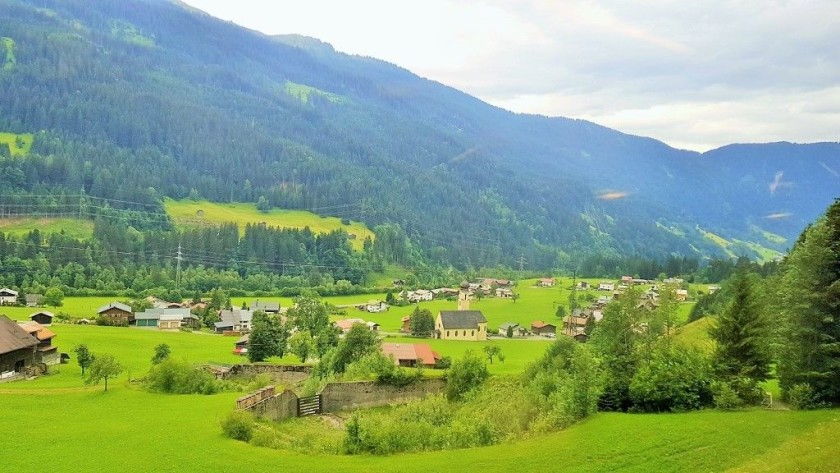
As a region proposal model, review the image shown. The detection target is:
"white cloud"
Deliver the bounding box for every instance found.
[181,0,840,151]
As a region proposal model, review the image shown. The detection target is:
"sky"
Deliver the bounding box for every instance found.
[180,0,839,152]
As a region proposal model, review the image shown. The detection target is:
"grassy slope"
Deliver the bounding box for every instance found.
[0,131,34,156]
[164,198,374,251]
[285,80,345,104]
[0,216,94,240]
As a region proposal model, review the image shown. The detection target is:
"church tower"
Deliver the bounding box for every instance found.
[458,280,471,311]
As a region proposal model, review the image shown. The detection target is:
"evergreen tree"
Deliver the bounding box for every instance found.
[777,199,840,404]
[408,306,434,338]
[247,311,289,363]
[709,269,772,400]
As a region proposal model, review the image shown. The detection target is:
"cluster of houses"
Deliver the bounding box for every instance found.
[0,314,60,379]
[0,288,44,307]
[398,278,516,304]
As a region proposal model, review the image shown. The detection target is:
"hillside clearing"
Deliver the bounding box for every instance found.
[0,216,93,239]
[164,198,374,251]
[0,131,34,156]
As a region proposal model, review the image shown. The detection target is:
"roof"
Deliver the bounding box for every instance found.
[531,321,556,329]
[214,321,234,329]
[220,309,253,324]
[336,318,367,331]
[251,300,280,312]
[97,302,133,314]
[381,343,439,366]
[0,287,18,296]
[438,310,486,329]
[498,322,520,330]
[135,308,191,320]
[0,315,38,354]
[30,311,54,319]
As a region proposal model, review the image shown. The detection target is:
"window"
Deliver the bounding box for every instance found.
[447,331,450,337]
[471,330,475,336]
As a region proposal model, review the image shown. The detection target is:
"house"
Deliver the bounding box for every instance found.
[562,316,588,335]
[217,309,254,332]
[18,321,59,365]
[366,321,380,331]
[435,311,487,341]
[498,322,526,337]
[576,281,590,290]
[251,300,280,314]
[361,300,388,313]
[381,343,440,368]
[495,287,513,298]
[676,289,689,302]
[146,296,183,309]
[406,289,434,303]
[0,288,18,305]
[134,308,197,329]
[400,316,411,334]
[708,285,721,294]
[25,294,44,307]
[97,302,134,325]
[29,311,54,326]
[598,281,615,291]
[0,315,38,376]
[531,321,557,336]
[335,318,369,333]
[632,279,650,286]
[537,278,556,287]
[621,276,634,284]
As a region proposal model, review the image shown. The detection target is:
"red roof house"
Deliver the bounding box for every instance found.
[381,343,440,368]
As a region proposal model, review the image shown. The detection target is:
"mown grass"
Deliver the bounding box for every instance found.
[1,296,126,321]
[673,316,714,352]
[164,198,374,251]
[0,216,93,239]
[0,130,34,156]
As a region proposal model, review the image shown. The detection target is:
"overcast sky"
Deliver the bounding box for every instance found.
[180,0,839,152]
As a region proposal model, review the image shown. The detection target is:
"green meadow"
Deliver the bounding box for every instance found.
[164,198,374,251]
[0,216,94,240]
[285,80,346,104]
[0,130,34,156]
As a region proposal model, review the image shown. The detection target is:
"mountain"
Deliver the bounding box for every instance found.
[0,0,837,270]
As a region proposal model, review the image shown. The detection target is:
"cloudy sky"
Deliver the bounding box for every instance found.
[181,0,839,152]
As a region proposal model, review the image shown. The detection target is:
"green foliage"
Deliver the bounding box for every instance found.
[786,383,819,410]
[144,358,220,394]
[445,351,489,401]
[343,351,422,386]
[288,330,316,363]
[712,381,744,410]
[44,286,64,307]
[151,343,171,365]
[483,345,502,364]
[85,353,123,392]
[331,324,380,374]
[220,410,254,442]
[408,306,434,338]
[246,311,289,363]
[73,344,94,376]
[629,340,714,412]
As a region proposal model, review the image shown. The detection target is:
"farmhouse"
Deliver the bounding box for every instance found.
[598,281,615,291]
[498,322,526,337]
[708,285,721,294]
[436,311,487,341]
[0,315,38,376]
[335,318,377,333]
[676,289,689,302]
[251,300,280,313]
[29,311,54,326]
[134,308,197,329]
[537,278,556,287]
[495,287,513,298]
[0,287,18,305]
[25,294,44,307]
[381,343,440,368]
[18,321,59,365]
[359,300,388,313]
[217,309,254,332]
[97,302,134,325]
[531,321,557,336]
[563,316,589,335]
[576,281,590,290]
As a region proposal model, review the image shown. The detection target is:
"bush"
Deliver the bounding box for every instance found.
[145,358,221,394]
[629,342,713,412]
[787,383,818,410]
[221,410,254,442]
[712,382,744,410]
[445,351,489,401]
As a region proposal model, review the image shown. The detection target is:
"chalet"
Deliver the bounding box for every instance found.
[562,316,588,335]
[25,294,44,307]
[18,321,59,365]
[251,300,280,314]
[362,300,388,313]
[0,315,38,376]
[576,281,590,290]
[675,289,689,302]
[432,288,460,298]
[495,287,513,298]
[335,318,369,333]
[400,316,411,334]
[134,308,197,329]
[498,322,527,337]
[29,311,54,326]
[598,282,615,292]
[0,288,18,305]
[366,321,380,331]
[531,320,557,336]
[537,278,556,287]
[436,311,487,341]
[217,309,254,332]
[381,343,440,368]
[97,302,134,325]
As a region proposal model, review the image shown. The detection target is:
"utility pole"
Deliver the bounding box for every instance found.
[78,187,85,220]
[175,242,183,291]
[518,254,527,272]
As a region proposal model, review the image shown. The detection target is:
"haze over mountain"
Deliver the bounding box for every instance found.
[0,0,837,269]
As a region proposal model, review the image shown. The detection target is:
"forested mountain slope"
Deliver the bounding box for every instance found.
[0,0,837,269]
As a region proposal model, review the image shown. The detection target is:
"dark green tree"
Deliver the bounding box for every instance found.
[44,287,64,307]
[445,351,489,401]
[331,324,380,373]
[74,344,95,376]
[151,343,171,365]
[408,306,434,338]
[247,311,289,363]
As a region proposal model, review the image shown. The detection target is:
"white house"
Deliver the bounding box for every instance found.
[598,282,615,291]
[0,288,18,305]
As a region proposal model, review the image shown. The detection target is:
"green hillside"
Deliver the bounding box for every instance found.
[0,131,33,156]
[0,216,93,239]
[164,198,375,251]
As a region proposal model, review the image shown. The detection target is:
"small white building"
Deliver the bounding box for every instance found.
[598,282,615,291]
[0,288,18,305]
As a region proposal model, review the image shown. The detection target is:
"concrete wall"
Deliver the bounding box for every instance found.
[225,363,312,378]
[247,389,299,421]
[320,378,445,413]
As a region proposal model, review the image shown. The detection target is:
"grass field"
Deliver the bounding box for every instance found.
[1,296,127,322]
[0,216,94,239]
[0,130,34,156]
[1,321,838,472]
[164,198,374,251]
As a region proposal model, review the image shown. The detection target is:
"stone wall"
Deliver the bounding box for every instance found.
[225,363,312,378]
[320,378,445,413]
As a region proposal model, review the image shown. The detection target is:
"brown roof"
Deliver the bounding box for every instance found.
[18,322,57,341]
[0,315,38,355]
[531,320,555,329]
[381,343,439,366]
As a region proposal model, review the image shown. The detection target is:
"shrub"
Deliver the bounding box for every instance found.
[145,358,221,394]
[221,410,254,442]
[445,351,489,401]
[712,382,743,410]
[629,341,713,412]
[787,383,818,410]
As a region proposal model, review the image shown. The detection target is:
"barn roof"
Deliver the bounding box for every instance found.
[97,302,133,314]
[0,316,38,355]
[438,310,486,329]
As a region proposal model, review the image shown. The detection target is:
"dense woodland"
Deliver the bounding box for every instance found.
[0,0,838,273]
